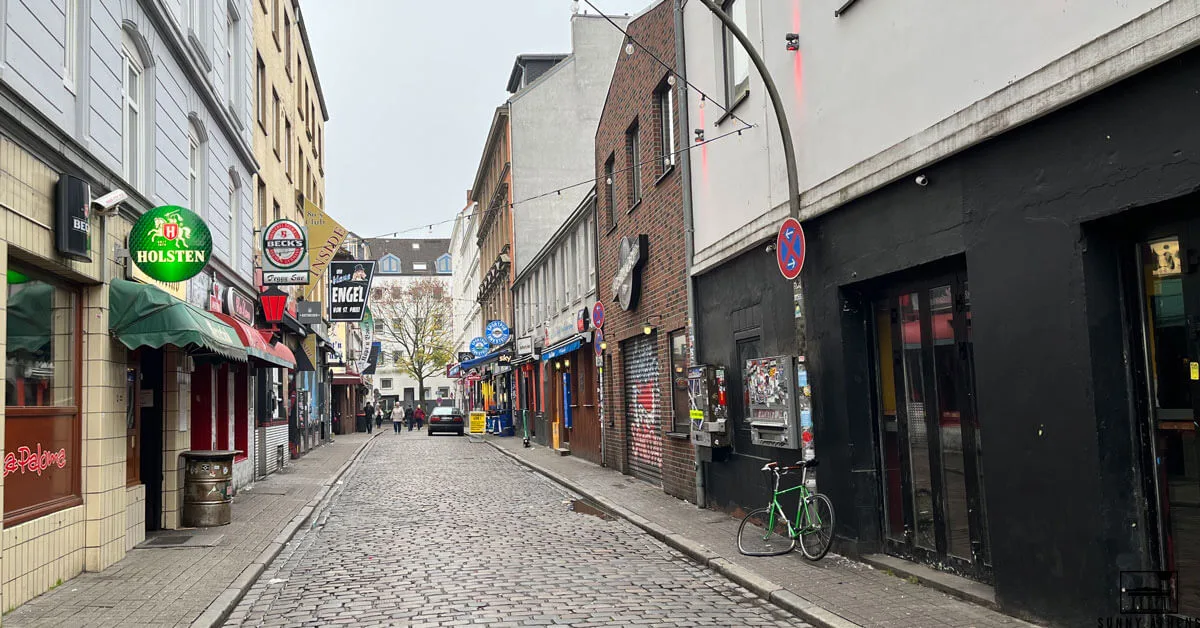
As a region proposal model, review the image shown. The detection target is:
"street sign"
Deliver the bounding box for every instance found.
[485,320,511,346]
[592,302,606,329]
[776,217,806,280]
[470,337,490,357]
[595,328,604,355]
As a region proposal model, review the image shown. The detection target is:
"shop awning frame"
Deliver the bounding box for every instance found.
[108,279,247,362]
[457,348,511,370]
[540,333,589,361]
[210,312,295,369]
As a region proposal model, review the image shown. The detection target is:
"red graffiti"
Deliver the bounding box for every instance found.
[628,380,662,468]
[3,444,68,478]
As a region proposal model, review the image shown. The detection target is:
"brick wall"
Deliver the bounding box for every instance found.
[594,2,695,502]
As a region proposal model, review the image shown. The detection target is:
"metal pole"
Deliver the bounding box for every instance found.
[675,0,706,509]
[696,0,800,221]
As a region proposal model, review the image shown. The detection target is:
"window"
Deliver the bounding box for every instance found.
[626,121,641,207]
[565,238,574,303]
[64,0,78,86]
[272,0,281,48]
[318,127,324,170]
[284,12,293,80]
[273,200,280,223]
[586,217,596,287]
[285,118,293,178]
[378,254,401,273]
[436,254,452,274]
[121,39,145,190]
[669,331,690,433]
[189,0,202,34]
[228,174,241,270]
[272,89,281,155]
[188,121,205,214]
[437,387,450,399]
[658,82,677,171]
[302,83,308,121]
[296,55,302,104]
[411,242,421,250]
[226,6,239,106]
[722,0,750,107]
[257,180,268,229]
[413,262,428,271]
[381,378,393,390]
[256,54,266,127]
[604,156,615,228]
[6,268,82,524]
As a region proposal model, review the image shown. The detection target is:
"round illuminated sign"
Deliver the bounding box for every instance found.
[128,205,212,283]
[263,220,307,269]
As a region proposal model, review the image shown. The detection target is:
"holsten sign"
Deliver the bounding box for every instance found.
[128,205,213,283]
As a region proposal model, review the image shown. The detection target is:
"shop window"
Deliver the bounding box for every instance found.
[5,267,82,524]
[669,330,690,433]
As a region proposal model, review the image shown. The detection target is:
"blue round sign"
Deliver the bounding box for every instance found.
[485,320,511,346]
[470,337,490,357]
[776,217,805,280]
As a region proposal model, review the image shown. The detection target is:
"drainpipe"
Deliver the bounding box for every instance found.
[675,0,705,509]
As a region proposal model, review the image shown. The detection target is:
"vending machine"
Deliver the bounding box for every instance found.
[688,366,729,448]
[745,355,805,450]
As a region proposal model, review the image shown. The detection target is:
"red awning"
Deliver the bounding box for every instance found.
[211,312,295,369]
[333,373,363,386]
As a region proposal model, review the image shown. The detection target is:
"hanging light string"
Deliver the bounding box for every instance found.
[365,0,755,240]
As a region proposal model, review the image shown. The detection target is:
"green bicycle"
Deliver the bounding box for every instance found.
[736,459,834,560]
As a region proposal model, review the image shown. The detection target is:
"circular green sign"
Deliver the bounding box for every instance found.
[128,205,212,283]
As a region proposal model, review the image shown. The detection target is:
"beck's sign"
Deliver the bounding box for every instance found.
[262,219,309,285]
[328,261,375,322]
[129,206,212,283]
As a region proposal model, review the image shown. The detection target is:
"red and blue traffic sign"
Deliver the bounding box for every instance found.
[592,301,606,329]
[776,217,806,280]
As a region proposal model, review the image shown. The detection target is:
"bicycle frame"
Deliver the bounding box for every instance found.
[763,465,823,539]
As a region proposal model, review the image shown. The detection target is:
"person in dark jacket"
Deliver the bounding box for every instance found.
[405,405,415,431]
[362,401,374,433]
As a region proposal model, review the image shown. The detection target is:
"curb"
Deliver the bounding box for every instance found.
[190,432,384,628]
[485,439,861,628]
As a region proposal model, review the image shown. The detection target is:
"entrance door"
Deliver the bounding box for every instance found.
[624,334,662,485]
[139,350,163,531]
[1136,222,1200,616]
[872,269,991,581]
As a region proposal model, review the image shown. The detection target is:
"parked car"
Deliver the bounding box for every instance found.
[428,406,465,436]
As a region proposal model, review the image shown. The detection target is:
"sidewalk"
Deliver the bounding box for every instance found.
[5,432,379,628]
[486,436,1038,628]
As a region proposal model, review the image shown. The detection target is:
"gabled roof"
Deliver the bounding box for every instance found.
[363,238,451,276]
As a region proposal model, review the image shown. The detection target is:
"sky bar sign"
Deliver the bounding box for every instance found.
[128,205,212,283]
[262,219,309,285]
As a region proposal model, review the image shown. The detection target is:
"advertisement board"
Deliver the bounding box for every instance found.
[328,261,376,322]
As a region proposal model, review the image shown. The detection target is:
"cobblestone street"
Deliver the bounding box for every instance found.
[228,432,808,627]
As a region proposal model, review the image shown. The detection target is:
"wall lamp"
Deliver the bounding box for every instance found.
[785,33,799,51]
[643,314,663,336]
[600,341,608,351]
[564,358,571,368]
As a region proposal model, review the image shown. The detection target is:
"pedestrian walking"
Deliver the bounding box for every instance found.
[405,405,415,431]
[391,404,404,433]
[362,401,374,434]
[375,407,383,430]
[415,406,426,430]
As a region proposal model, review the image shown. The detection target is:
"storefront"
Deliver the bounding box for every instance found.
[690,44,1200,625]
[540,330,599,461]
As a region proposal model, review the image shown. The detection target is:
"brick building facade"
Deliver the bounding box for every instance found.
[595,1,694,502]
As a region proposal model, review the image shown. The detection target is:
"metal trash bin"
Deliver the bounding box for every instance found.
[181,450,240,527]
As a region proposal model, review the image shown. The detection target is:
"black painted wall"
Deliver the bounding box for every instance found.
[694,46,1200,624]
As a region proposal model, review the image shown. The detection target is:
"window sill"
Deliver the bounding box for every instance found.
[654,164,676,186]
[715,90,750,126]
[606,222,619,236]
[273,31,281,52]
[627,199,642,215]
[666,431,691,440]
[274,147,281,161]
[228,102,243,130]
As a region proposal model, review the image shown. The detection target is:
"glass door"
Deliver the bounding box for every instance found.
[1137,221,1200,616]
[873,270,991,581]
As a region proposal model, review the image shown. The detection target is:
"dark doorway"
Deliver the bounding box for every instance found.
[1132,215,1200,617]
[139,349,164,532]
[870,267,991,582]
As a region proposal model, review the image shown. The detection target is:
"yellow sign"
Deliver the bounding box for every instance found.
[1191,362,1199,381]
[302,200,348,300]
[129,264,188,300]
[690,409,704,421]
[302,335,319,372]
[468,411,487,435]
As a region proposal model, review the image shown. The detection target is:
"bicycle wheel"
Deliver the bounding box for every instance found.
[798,493,835,561]
[737,507,796,556]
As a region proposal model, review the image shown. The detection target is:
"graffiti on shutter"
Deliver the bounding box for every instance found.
[624,335,661,485]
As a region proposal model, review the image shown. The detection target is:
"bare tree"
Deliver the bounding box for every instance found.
[372,278,454,409]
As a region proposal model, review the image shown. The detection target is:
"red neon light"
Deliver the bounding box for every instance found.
[3,444,68,477]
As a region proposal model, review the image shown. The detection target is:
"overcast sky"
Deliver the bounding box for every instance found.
[302,0,656,240]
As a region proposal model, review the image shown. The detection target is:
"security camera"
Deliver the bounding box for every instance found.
[914,174,929,187]
[91,189,128,216]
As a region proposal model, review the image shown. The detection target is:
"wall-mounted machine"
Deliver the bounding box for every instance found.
[689,365,728,448]
[746,355,805,450]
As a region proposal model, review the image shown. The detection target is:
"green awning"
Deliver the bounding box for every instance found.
[108,278,247,362]
[7,283,52,355]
